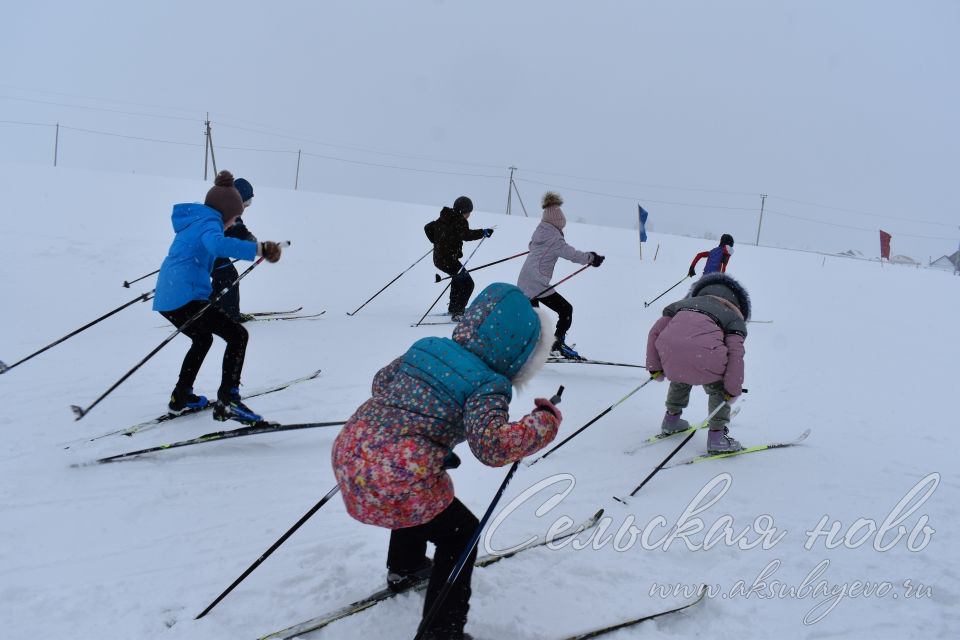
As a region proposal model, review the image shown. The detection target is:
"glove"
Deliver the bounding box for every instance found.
[483,228,494,238]
[532,397,562,422]
[259,241,282,263]
[589,253,605,267]
[723,391,739,404]
[650,370,665,382]
[688,266,696,278]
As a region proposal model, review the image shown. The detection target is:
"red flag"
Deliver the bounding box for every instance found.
[879,230,892,260]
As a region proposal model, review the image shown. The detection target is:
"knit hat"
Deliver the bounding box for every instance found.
[234,178,254,204]
[204,171,244,220]
[542,192,563,208]
[453,196,473,215]
[542,205,567,230]
[720,233,735,247]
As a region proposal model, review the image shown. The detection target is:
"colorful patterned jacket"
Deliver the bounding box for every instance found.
[332,283,559,529]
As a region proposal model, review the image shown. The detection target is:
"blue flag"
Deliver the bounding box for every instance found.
[638,205,649,242]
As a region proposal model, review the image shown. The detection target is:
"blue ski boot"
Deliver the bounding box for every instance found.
[213,388,264,424]
[168,386,209,415]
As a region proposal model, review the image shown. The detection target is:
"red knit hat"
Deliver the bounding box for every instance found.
[204,171,244,220]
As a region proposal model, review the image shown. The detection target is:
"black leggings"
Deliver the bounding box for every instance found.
[387,498,479,635]
[532,292,573,338]
[435,259,475,314]
[160,300,248,400]
[211,261,241,321]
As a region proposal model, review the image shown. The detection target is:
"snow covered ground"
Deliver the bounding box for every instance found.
[1,162,958,639]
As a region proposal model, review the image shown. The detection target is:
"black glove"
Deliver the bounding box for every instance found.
[687,266,696,278]
[590,253,605,267]
[483,228,494,238]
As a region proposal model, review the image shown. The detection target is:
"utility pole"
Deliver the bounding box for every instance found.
[53,123,59,167]
[295,149,302,190]
[755,193,767,246]
[505,166,516,215]
[203,113,217,179]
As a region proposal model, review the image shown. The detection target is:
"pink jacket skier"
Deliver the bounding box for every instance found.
[646,272,750,454]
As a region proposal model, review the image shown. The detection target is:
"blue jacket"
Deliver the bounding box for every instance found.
[152,203,258,312]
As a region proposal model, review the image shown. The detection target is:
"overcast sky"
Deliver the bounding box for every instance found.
[2,0,957,258]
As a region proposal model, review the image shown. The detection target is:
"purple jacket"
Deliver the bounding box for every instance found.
[645,273,751,396]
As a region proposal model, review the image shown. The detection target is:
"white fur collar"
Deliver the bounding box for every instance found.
[513,307,556,390]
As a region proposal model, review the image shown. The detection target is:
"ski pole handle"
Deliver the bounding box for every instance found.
[550,385,565,405]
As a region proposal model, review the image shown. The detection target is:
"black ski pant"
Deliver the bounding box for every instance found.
[531,292,573,339]
[160,300,248,401]
[211,260,242,321]
[387,498,479,635]
[435,258,474,315]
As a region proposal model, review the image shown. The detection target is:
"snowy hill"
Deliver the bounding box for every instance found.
[1,163,957,639]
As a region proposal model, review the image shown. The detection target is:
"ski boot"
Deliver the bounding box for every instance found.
[660,411,691,435]
[387,556,433,593]
[213,388,264,425]
[551,338,583,360]
[448,308,465,323]
[707,427,743,454]
[238,313,256,323]
[168,386,209,415]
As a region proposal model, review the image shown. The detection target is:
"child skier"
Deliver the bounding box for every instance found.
[516,192,604,360]
[424,196,493,319]
[332,282,560,640]
[152,170,283,423]
[211,177,256,322]
[645,272,750,453]
[688,233,734,277]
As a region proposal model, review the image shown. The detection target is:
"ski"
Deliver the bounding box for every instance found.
[546,357,646,369]
[259,508,605,640]
[89,419,347,464]
[623,405,743,454]
[665,429,811,468]
[247,311,326,322]
[65,369,323,448]
[247,307,304,317]
[559,585,706,639]
[411,321,458,327]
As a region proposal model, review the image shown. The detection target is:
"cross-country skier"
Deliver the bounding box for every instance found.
[152,170,283,423]
[332,283,560,640]
[688,233,734,277]
[516,192,604,360]
[645,272,750,453]
[423,196,492,320]
[211,177,256,322]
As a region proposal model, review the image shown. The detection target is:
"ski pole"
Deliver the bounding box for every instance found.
[530,264,591,300]
[434,251,529,283]
[415,386,564,640]
[123,269,159,289]
[0,290,155,375]
[123,260,238,288]
[614,399,732,503]
[412,234,489,327]
[195,484,342,620]
[643,275,690,308]
[70,242,289,420]
[526,377,654,467]
[347,248,432,316]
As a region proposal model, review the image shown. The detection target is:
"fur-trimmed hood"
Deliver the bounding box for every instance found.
[688,272,751,321]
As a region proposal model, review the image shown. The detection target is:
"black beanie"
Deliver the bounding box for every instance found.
[453,196,473,215]
[204,171,244,220]
[720,233,735,247]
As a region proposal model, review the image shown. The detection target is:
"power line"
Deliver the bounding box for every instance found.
[766,194,955,229]
[0,119,54,128]
[764,208,953,240]
[520,168,759,198]
[59,125,202,147]
[515,177,757,212]
[0,95,200,123]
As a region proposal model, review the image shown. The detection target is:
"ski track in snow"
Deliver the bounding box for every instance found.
[0,164,958,639]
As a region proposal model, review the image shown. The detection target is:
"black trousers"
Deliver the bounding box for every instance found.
[160,300,248,400]
[435,259,474,315]
[211,261,242,321]
[387,498,479,634]
[531,292,573,339]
